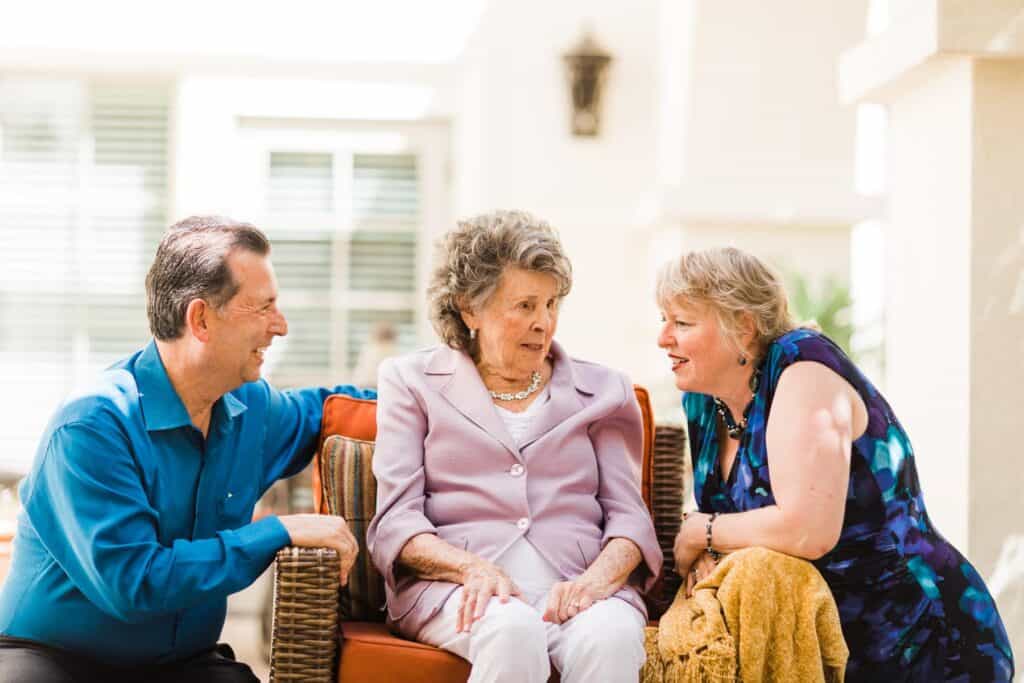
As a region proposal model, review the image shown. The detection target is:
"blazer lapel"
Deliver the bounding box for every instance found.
[518,340,589,451]
[426,346,520,460]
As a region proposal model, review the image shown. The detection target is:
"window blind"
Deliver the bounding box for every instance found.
[261,150,420,388]
[0,78,169,476]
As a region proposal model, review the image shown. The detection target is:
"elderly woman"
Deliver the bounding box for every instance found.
[656,247,1014,681]
[366,210,662,682]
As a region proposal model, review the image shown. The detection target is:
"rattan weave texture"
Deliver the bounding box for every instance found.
[270,547,341,683]
[647,424,688,620]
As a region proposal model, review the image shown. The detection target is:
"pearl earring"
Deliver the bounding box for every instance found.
[469,328,477,340]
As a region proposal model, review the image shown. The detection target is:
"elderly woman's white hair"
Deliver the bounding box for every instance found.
[428,210,573,352]
[657,247,799,358]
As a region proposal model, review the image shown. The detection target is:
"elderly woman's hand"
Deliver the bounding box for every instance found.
[541,537,643,624]
[456,560,521,633]
[541,577,609,625]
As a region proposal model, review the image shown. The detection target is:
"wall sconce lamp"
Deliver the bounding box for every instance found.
[563,30,612,137]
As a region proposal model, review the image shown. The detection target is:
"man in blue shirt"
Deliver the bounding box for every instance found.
[0,216,374,681]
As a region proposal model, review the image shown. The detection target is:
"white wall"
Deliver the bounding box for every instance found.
[631,0,871,416]
[969,59,1024,581]
[452,0,663,375]
[172,74,455,219]
[452,0,868,392]
[841,2,1024,650]
[669,0,872,224]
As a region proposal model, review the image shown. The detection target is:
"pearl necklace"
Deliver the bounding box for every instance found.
[489,371,543,401]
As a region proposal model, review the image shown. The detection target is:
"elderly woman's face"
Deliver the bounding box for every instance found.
[657,299,735,393]
[464,266,560,379]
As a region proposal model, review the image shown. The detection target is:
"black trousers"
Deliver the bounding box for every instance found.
[0,637,260,683]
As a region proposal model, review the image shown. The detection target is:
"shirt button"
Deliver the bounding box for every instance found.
[516,517,530,531]
[510,464,525,477]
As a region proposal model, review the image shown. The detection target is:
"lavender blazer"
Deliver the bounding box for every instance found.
[366,340,662,639]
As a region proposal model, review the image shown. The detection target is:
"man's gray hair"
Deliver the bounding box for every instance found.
[427,210,572,351]
[145,215,270,341]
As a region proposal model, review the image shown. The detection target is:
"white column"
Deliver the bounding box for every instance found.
[840,0,1024,653]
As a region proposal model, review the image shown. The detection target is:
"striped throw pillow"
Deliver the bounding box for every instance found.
[319,434,386,623]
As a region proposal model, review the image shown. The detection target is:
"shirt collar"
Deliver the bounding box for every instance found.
[135,340,248,431]
[220,391,248,420]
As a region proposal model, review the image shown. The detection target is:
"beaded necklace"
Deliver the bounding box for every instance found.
[712,367,762,440]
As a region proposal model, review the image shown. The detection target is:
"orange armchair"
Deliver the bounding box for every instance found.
[268,387,687,683]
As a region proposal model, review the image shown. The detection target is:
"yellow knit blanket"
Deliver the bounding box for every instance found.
[642,547,849,683]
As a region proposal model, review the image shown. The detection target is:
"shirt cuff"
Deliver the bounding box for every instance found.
[230,515,293,563]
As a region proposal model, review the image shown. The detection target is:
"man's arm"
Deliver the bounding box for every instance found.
[27,422,292,623]
[27,421,360,623]
[259,381,376,489]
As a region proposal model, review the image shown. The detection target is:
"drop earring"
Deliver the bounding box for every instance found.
[738,355,748,366]
[469,328,477,341]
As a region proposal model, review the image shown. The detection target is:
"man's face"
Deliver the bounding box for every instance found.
[206,249,288,389]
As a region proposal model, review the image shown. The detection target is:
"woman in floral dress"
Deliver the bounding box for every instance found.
[658,247,1013,681]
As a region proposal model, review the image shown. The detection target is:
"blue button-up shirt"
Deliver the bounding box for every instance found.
[0,341,374,665]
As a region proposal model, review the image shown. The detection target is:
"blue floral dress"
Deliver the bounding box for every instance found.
[684,328,1014,681]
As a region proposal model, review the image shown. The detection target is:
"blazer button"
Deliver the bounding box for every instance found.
[516,517,530,530]
[509,464,525,477]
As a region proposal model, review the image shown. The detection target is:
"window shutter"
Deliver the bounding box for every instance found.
[347,153,419,371]
[348,230,417,292]
[262,152,335,384]
[260,149,422,387]
[352,153,419,221]
[0,79,169,475]
[84,84,169,372]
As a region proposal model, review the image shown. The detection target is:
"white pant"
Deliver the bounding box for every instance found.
[416,540,646,683]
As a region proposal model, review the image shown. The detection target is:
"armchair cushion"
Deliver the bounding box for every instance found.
[319,435,385,623]
[337,622,471,682]
[312,394,377,517]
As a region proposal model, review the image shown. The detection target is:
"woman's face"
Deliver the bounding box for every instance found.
[463,266,561,380]
[657,298,738,394]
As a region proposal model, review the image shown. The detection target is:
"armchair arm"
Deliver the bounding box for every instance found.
[270,546,341,683]
[647,424,688,620]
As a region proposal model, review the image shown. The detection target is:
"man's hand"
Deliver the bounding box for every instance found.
[279,514,359,586]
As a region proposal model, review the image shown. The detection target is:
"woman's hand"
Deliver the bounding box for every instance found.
[539,537,641,624]
[542,577,607,624]
[456,560,521,632]
[683,551,719,597]
[672,513,707,580]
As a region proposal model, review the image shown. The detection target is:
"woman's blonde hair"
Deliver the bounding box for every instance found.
[656,247,798,358]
